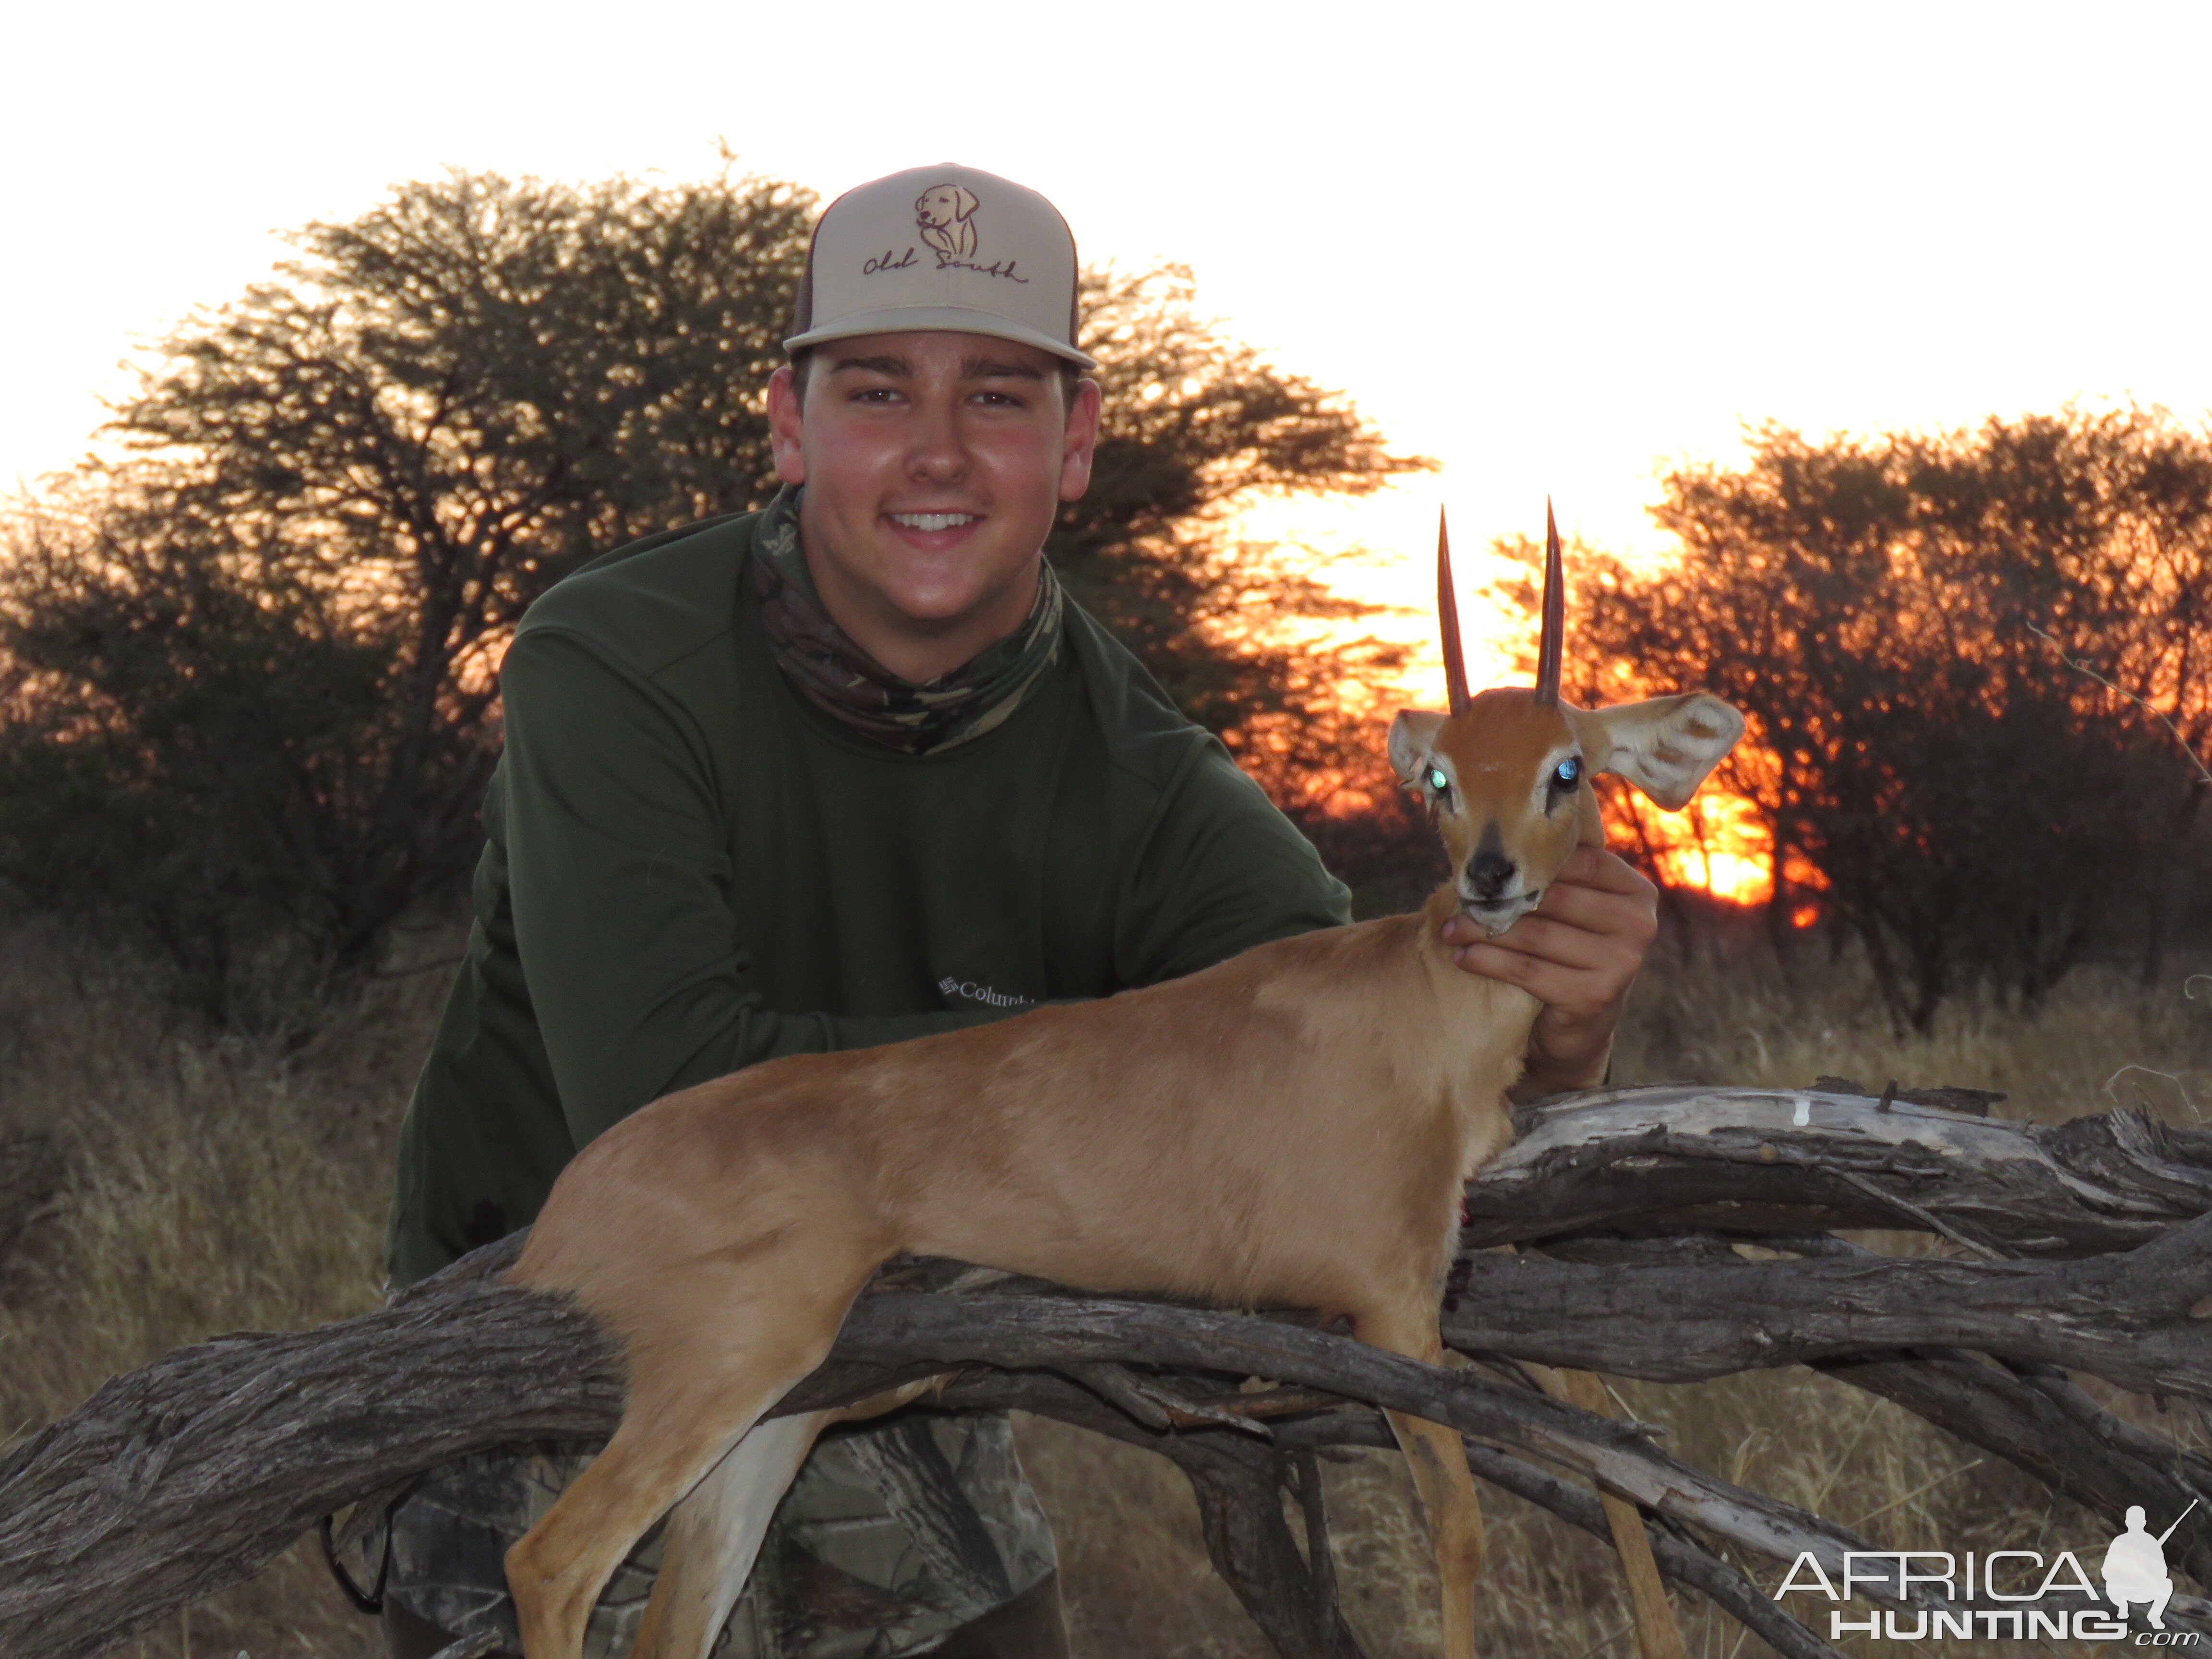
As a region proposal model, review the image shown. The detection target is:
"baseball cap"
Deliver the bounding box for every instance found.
[784,163,1097,370]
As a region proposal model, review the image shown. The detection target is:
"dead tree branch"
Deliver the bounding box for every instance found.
[6,1085,2212,1659]
[1464,1083,2212,1255]
[1442,1214,2212,1396]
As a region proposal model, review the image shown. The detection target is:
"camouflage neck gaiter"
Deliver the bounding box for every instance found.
[747,486,1065,757]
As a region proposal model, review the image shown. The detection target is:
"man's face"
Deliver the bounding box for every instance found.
[766,331,1100,664]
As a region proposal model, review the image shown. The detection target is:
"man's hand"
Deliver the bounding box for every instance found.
[1440,846,1659,1099]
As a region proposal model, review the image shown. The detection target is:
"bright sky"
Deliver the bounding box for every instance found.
[11,0,2211,704]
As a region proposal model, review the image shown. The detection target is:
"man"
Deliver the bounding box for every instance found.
[2104,1505,2180,1629]
[377,163,1657,1658]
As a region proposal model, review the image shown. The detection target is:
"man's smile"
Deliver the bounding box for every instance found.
[887,511,980,532]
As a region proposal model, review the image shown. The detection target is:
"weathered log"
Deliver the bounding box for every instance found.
[837,1282,1912,1596]
[0,1239,616,1659]
[1466,1086,2212,1255]
[7,1087,2212,1658]
[1815,1348,2212,1596]
[8,1246,2180,1656]
[1440,1211,2212,1396]
[0,1239,1888,1658]
[961,1364,1854,1659]
[1493,1229,2212,1593]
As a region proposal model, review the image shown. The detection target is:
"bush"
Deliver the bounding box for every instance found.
[1491,407,2212,1029]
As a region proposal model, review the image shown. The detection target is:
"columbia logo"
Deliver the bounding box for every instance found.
[938,976,1035,1009]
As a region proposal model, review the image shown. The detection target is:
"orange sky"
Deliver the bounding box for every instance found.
[10,0,2207,903]
[12,3,2207,548]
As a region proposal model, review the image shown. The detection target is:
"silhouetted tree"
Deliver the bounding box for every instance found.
[0,490,413,1023]
[1488,408,2212,1030]
[0,165,1428,1021]
[0,167,816,1024]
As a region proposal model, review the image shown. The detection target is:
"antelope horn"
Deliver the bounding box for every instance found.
[1437,508,1472,717]
[1533,497,1565,708]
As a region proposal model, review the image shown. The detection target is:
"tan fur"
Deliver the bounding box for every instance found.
[501,682,1743,1659]
[624,1379,942,1659]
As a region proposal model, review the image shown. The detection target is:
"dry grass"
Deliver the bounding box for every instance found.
[1,908,2208,1659]
[0,915,439,1659]
[1617,915,2212,1128]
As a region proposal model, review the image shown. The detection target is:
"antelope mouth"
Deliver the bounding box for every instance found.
[1460,888,1542,937]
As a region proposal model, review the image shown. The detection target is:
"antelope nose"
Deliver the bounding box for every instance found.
[1466,850,1516,900]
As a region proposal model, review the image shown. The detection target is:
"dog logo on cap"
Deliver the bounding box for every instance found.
[915,183,979,261]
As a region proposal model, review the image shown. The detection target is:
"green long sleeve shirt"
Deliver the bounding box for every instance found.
[385,503,1352,1287]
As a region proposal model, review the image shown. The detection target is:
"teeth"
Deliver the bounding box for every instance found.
[891,512,977,532]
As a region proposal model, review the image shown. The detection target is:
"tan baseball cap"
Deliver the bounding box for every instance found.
[784,163,1097,370]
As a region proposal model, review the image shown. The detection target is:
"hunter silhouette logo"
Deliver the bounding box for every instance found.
[2107,1501,2195,1628]
[915,182,979,260]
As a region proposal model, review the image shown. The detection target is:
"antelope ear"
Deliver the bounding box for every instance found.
[1387,709,1448,786]
[1584,694,1745,810]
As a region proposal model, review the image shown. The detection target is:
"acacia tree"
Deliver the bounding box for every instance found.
[0,167,817,1023]
[0,166,1427,1022]
[1488,408,2212,1029]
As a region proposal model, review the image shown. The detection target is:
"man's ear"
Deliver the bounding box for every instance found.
[1583,694,1745,810]
[1387,709,1448,786]
[1057,377,1103,502]
[768,362,807,486]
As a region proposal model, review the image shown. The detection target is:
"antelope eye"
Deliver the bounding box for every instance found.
[1553,757,1583,788]
[1426,765,1450,794]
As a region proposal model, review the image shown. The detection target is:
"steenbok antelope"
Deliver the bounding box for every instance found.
[502,506,1746,1659]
